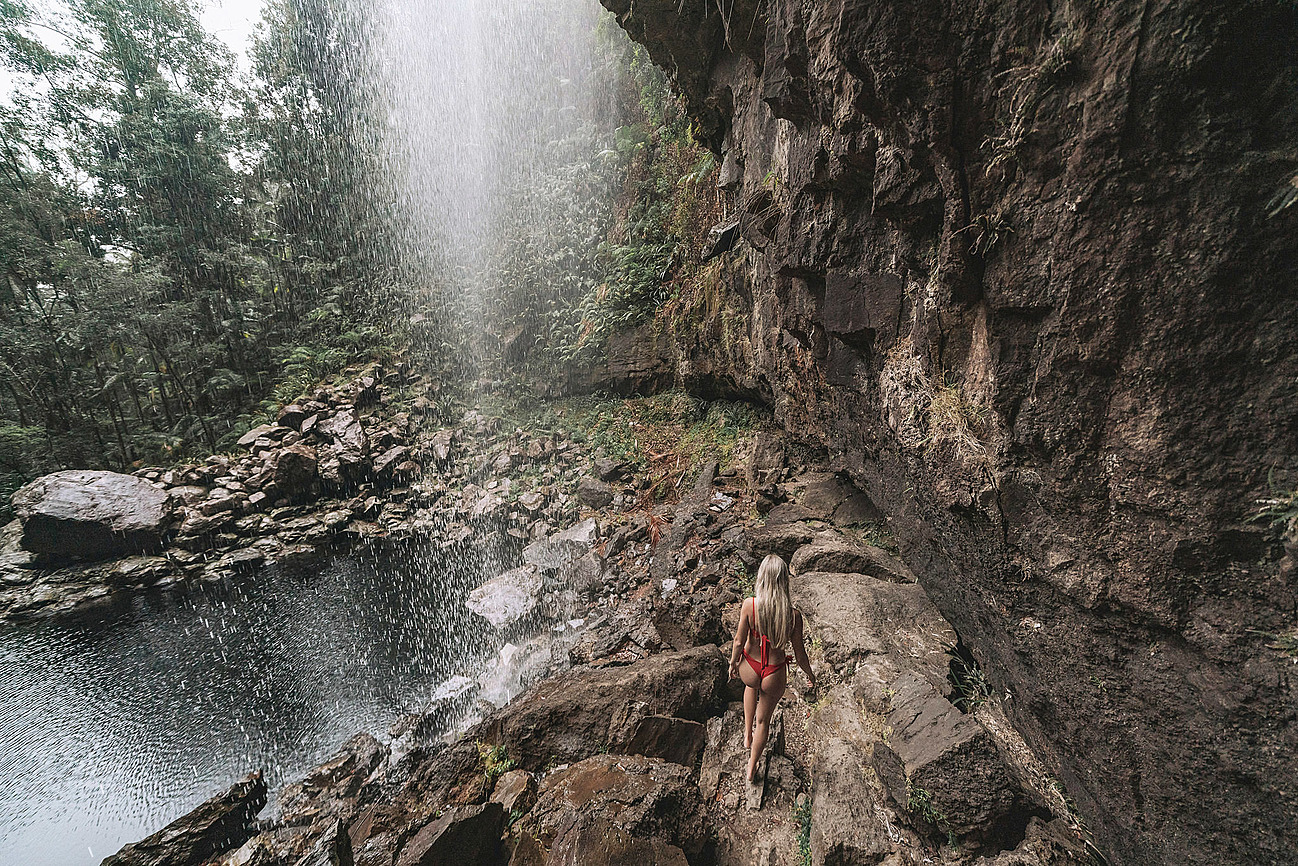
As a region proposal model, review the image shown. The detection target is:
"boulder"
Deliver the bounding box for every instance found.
[576,477,614,509]
[276,404,311,431]
[594,458,626,481]
[518,754,706,864]
[790,533,915,583]
[568,600,665,665]
[810,736,897,864]
[237,424,278,448]
[481,645,728,769]
[394,803,505,866]
[467,566,542,629]
[101,772,266,866]
[491,769,538,816]
[523,519,598,572]
[621,715,707,768]
[278,733,388,826]
[749,521,814,560]
[373,445,409,478]
[884,672,1022,837]
[296,819,354,866]
[12,470,172,561]
[792,571,954,691]
[745,432,786,487]
[318,411,369,483]
[273,444,319,493]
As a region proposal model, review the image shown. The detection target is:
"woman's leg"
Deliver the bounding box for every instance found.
[743,682,757,749]
[747,670,787,782]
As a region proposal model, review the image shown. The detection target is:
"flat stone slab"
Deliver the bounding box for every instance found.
[466,566,542,629]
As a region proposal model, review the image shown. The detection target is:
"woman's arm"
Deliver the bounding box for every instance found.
[728,598,750,680]
[791,611,816,686]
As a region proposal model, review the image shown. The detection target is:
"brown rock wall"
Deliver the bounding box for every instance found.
[598,1,1298,862]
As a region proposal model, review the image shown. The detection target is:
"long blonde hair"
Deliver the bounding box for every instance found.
[754,554,793,647]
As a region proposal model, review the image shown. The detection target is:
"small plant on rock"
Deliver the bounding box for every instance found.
[792,797,813,866]
[1250,470,1298,529]
[477,741,516,789]
[907,782,947,830]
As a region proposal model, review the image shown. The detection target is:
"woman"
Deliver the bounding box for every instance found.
[728,554,816,782]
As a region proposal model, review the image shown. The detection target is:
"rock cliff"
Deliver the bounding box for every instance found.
[597,1,1298,863]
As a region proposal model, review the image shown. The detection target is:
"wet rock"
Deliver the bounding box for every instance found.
[523,518,597,571]
[517,754,706,865]
[467,566,542,629]
[394,803,505,866]
[427,429,454,462]
[518,491,546,513]
[274,444,319,493]
[238,424,278,448]
[491,769,538,816]
[297,819,354,866]
[101,771,267,866]
[481,645,727,769]
[279,734,387,825]
[790,533,915,583]
[564,552,605,596]
[373,446,409,478]
[576,477,613,509]
[277,404,311,431]
[13,470,173,561]
[318,412,369,484]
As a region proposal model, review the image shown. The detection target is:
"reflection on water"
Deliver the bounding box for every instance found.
[0,534,510,866]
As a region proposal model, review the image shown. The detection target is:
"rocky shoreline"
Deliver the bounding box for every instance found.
[1,365,607,622]
[90,424,1097,866]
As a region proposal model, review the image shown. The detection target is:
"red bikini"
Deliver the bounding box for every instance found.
[742,598,790,682]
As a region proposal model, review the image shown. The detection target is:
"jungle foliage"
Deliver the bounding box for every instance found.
[0,0,718,518]
[0,0,410,516]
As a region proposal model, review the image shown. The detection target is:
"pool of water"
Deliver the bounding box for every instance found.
[0,533,524,866]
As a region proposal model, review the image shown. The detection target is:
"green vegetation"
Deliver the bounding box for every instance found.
[1247,627,1298,659]
[476,390,757,505]
[0,1,716,516]
[0,0,405,517]
[792,797,813,866]
[950,654,993,713]
[907,782,946,829]
[983,28,1080,179]
[534,35,723,368]
[476,741,516,788]
[1250,471,1298,529]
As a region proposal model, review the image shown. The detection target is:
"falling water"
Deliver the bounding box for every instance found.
[0,1,618,863]
[372,0,613,369]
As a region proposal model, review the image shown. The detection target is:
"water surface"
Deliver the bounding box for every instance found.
[0,536,510,866]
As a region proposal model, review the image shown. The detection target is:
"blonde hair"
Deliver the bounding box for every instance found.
[754,554,793,647]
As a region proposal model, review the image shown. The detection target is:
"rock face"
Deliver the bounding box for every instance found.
[480,644,728,769]
[597,1,1298,862]
[12,470,172,560]
[515,754,707,866]
[100,772,266,866]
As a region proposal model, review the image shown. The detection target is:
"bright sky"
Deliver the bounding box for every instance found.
[0,0,266,99]
[200,0,267,69]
